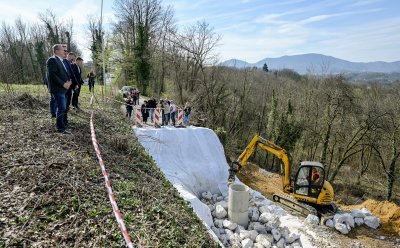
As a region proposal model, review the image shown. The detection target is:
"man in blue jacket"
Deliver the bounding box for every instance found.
[46,44,72,133]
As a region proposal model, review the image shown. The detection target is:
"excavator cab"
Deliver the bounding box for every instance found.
[294,162,325,199]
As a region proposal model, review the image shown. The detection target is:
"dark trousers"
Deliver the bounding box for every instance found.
[164,113,170,125]
[66,89,72,112]
[126,106,133,117]
[89,81,95,92]
[72,86,81,107]
[52,92,67,132]
[171,111,176,126]
[142,112,148,123]
[49,94,56,117]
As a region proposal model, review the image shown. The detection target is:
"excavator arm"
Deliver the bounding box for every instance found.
[228,135,292,193]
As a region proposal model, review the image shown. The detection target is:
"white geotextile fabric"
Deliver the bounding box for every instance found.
[134,126,316,247]
[134,126,230,227]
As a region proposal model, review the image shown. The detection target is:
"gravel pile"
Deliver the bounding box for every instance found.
[201,191,303,248]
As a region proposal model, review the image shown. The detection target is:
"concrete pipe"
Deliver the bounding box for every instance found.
[228,184,249,228]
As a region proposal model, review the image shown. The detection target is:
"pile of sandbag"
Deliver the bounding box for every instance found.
[201,191,302,248]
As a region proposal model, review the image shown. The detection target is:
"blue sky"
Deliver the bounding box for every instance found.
[0,0,399,63]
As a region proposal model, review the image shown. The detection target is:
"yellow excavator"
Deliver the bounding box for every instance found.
[228,135,337,217]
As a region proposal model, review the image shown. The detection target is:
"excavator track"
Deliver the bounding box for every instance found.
[272,193,318,216]
[272,193,338,224]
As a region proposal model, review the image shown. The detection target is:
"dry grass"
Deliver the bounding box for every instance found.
[0,84,217,247]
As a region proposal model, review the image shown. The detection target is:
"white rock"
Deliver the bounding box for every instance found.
[223,219,238,230]
[280,226,290,238]
[225,229,233,240]
[259,205,271,214]
[268,205,287,216]
[216,196,224,202]
[211,226,221,239]
[214,219,224,228]
[263,199,274,205]
[242,238,254,248]
[333,213,355,228]
[354,217,364,226]
[306,214,319,225]
[276,238,285,248]
[219,228,225,234]
[230,233,242,246]
[292,241,303,248]
[253,222,267,234]
[211,210,216,218]
[252,211,260,222]
[285,233,300,244]
[272,228,282,241]
[254,243,265,248]
[216,201,228,210]
[325,219,334,228]
[361,208,372,216]
[212,194,218,203]
[364,216,380,229]
[264,224,273,232]
[202,191,212,200]
[220,234,228,246]
[335,222,350,234]
[249,230,259,241]
[208,204,215,212]
[350,209,366,218]
[249,207,260,221]
[215,205,228,219]
[235,225,246,234]
[259,212,275,223]
[249,207,256,217]
[240,230,252,240]
[269,217,281,228]
[256,235,273,247]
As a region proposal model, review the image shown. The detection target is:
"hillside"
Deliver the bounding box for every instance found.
[221,53,400,74]
[0,85,216,247]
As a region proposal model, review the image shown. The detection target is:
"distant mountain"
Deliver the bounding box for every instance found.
[221,53,400,74]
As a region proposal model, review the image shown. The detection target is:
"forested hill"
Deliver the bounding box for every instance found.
[222,53,400,74]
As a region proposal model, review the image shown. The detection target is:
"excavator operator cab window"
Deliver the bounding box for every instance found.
[294,167,310,195]
[294,166,324,197]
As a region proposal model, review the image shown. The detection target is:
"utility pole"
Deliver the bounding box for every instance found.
[100,0,106,101]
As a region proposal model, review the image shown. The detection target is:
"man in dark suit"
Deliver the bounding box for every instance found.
[71,56,84,109]
[63,51,79,126]
[46,44,72,133]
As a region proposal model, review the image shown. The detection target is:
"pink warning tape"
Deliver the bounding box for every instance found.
[90,111,134,248]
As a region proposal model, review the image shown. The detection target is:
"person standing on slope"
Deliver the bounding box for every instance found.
[46,44,72,133]
[183,102,191,126]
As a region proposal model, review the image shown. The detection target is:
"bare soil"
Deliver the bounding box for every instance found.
[237,163,400,248]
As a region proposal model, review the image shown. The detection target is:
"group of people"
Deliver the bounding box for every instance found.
[45,43,98,133]
[125,95,191,127]
[45,44,86,134]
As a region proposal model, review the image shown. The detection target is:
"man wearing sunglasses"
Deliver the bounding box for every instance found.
[46,44,72,134]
